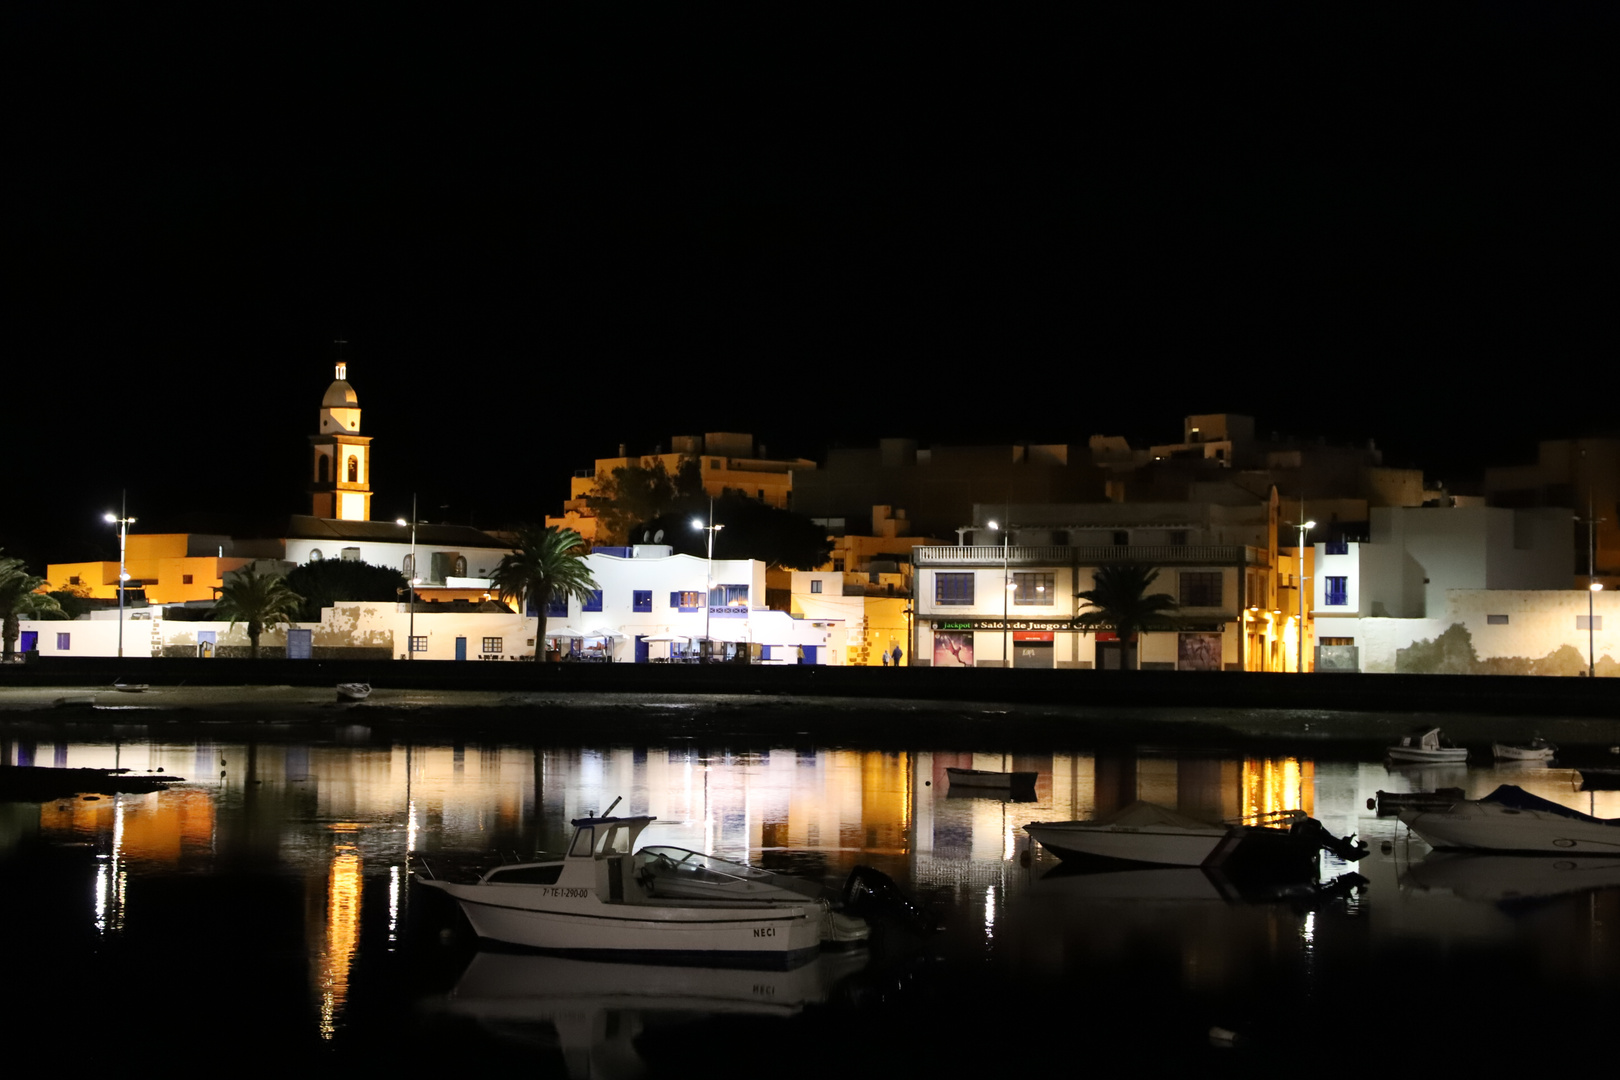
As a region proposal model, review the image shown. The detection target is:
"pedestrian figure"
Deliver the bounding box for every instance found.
[892,644,903,667]
[881,650,889,666]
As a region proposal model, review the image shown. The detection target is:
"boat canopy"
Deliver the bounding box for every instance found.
[1479,785,1618,826]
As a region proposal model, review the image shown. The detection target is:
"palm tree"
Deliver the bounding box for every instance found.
[0,552,65,661]
[1071,563,1180,670]
[491,526,599,658]
[214,565,303,658]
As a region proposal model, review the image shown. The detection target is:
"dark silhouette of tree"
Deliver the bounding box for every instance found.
[491,526,599,654]
[583,456,702,545]
[1070,563,1180,670]
[213,565,303,659]
[0,552,65,660]
[284,558,409,621]
[633,494,832,571]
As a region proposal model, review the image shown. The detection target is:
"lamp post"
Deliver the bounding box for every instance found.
[987,519,1017,668]
[396,493,420,660]
[1291,515,1316,673]
[691,499,724,662]
[1579,497,1606,677]
[103,496,136,659]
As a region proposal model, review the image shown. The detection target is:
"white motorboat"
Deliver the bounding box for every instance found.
[1024,801,1367,871]
[112,681,149,693]
[1491,739,1555,762]
[1399,784,1620,855]
[415,807,868,968]
[1387,727,1467,763]
[336,682,371,702]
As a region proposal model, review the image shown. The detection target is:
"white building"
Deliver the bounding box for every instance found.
[1310,506,1599,673]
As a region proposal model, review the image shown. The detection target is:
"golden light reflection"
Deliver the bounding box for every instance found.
[1240,757,1313,820]
[316,837,363,1041]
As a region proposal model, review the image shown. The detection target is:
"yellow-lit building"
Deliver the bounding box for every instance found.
[48,534,255,604]
[548,434,816,545]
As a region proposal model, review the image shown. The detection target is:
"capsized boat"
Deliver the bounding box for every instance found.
[1024,801,1367,871]
[1399,784,1620,855]
[1387,727,1467,763]
[415,805,877,968]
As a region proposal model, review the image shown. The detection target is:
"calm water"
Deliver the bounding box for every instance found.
[2,714,1616,1073]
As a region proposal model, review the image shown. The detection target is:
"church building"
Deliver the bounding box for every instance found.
[309,360,373,521]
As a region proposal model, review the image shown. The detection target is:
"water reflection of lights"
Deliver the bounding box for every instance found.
[94,797,128,936]
[317,831,364,1041]
[1242,757,1311,820]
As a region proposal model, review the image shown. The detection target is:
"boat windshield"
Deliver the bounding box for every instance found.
[638,846,769,884]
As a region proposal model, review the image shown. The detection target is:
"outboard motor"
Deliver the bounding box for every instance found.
[1289,817,1369,862]
[842,865,937,933]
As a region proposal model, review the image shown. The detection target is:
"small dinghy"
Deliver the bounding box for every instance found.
[336,683,372,702]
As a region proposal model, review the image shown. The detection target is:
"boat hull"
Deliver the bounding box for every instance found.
[1024,822,1235,867]
[946,768,1037,789]
[1387,747,1468,763]
[420,878,825,968]
[1491,743,1553,761]
[1400,802,1620,855]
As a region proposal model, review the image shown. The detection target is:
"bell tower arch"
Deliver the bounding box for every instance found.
[309,357,374,521]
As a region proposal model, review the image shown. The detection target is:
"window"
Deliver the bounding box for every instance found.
[935,572,974,605]
[1486,614,1509,625]
[583,589,604,613]
[410,636,428,652]
[711,584,748,607]
[1325,538,1349,555]
[1324,576,1348,606]
[1179,571,1223,607]
[1013,572,1054,605]
[810,580,823,594]
[1320,637,1354,646]
[182,574,194,585]
[1112,531,1129,547]
[402,554,414,577]
[482,637,503,654]
[69,576,81,586]
[318,456,329,483]
[453,556,467,577]
[546,594,568,617]
[57,633,71,650]
[347,455,359,482]
[1577,616,1603,631]
[633,590,652,612]
[672,591,703,611]
[1168,531,1188,547]
[308,550,322,562]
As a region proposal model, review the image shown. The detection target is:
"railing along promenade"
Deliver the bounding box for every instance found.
[915,544,1268,566]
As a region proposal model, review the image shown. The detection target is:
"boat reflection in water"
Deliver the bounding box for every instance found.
[427,949,871,1080]
[1032,861,1368,906]
[1401,851,1620,905]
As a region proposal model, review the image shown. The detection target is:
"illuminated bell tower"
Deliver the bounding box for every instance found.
[309,359,373,521]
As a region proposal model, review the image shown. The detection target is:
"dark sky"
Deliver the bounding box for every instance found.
[6,6,1616,568]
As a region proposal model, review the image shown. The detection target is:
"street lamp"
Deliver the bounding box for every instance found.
[1291,516,1316,673]
[1579,497,1607,678]
[988,519,1015,668]
[396,493,421,660]
[104,496,136,658]
[691,499,724,662]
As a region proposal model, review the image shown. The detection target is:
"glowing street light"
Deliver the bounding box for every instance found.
[396,493,421,660]
[1290,515,1316,673]
[691,499,724,662]
[104,496,136,658]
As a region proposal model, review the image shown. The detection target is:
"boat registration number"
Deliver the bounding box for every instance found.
[537,887,590,898]
[753,927,776,938]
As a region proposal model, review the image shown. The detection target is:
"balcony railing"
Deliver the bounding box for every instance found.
[914,544,1267,566]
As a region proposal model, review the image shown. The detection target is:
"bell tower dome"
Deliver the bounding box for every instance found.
[309,356,374,521]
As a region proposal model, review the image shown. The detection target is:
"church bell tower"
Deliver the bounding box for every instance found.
[309,358,373,521]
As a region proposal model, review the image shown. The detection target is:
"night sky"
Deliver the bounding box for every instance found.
[6,7,1616,568]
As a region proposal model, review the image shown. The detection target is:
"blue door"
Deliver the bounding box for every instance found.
[634,635,649,663]
[455,636,467,661]
[287,629,312,660]
[800,645,818,665]
[19,631,37,654]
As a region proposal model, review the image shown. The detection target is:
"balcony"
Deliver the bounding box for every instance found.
[914,545,1268,567]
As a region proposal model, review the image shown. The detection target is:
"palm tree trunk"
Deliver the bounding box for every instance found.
[3,614,17,661]
[534,595,548,661]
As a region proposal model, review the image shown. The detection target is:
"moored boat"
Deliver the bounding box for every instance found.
[946,767,1037,789]
[1024,801,1367,872]
[1387,727,1467,763]
[1491,738,1555,762]
[415,807,871,968]
[336,682,371,701]
[1398,784,1620,855]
